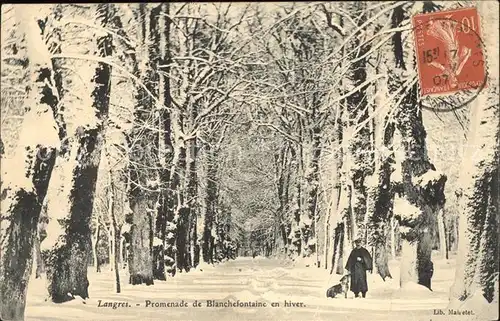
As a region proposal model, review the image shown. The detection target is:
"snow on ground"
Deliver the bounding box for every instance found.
[25,253,496,321]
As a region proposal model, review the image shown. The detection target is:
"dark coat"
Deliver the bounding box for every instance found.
[345,247,373,293]
[419,260,434,290]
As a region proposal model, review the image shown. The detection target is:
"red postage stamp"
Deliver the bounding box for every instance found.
[412,7,486,96]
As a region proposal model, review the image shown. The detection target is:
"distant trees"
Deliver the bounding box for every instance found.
[249,3,339,260]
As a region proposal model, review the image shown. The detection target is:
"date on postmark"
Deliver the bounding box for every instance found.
[412,7,486,97]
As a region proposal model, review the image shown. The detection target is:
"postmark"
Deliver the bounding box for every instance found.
[412,7,487,112]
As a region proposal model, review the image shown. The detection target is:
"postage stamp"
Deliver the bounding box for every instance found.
[412,7,487,98]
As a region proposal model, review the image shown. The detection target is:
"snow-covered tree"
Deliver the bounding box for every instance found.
[0,5,64,318]
[388,3,447,288]
[42,3,114,302]
[449,2,499,318]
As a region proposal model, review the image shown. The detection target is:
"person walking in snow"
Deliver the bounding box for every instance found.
[345,238,373,298]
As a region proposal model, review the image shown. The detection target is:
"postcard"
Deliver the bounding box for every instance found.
[1,2,498,321]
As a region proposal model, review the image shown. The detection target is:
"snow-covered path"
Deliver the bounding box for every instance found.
[25,256,486,321]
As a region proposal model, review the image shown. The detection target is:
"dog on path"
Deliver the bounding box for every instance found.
[326,274,350,299]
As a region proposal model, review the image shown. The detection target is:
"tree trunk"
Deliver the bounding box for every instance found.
[323,196,333,270]
[366,135,394,280]
[105,6,137,279]
[34,233,45,278]
[390,217,396,258]
[274,143,292,256]
[126,3,157,286]
[437,208,448,260]
[45,87,110,300]
[113,232,121,293]
[449,2,499,308]
[343,2,373,243]
[287,146,302,257]
[175,144,190,272]
[107,183,114,273]
[326,85,345,273]
[389,4,446,289]
[43,4,112,302]
[324,149,342,271]
[203,145,218,264]
[165,143,180,275]
[365,35,396,281]
[0,7,64,319]
[108,228,114,272]
[119,236,126,269]
[151,3,171,281]
[342,216,353,274]
[153,193,167,281]
[92,219,101,273]
[330,173,352,275]
[126,138,155,286]
[106,168,121,292]
[187,136,198,269]
[400,239,418,285]
[330,222,344,275]
[328,175,346,275]
[451,216,459,253]
[127,191,154,285]
[303,127,321,257]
